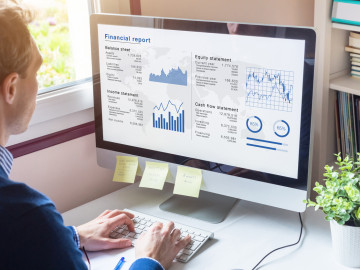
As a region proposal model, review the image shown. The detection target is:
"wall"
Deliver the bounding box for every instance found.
[141,0,314,26]
[99,0,314,26]
[95,0,130,13]
[10,134,128,213]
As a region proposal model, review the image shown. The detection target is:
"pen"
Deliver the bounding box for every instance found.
[114,257,125,270]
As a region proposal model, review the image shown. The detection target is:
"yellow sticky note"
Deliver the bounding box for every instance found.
[113,156,141,183]
[173,166,202,198]
[139,161,169,190]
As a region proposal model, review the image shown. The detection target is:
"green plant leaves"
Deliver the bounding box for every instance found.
[304,153,360,226]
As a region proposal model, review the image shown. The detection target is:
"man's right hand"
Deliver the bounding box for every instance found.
[134,221,191,269]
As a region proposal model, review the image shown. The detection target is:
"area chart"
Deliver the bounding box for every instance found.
[149,67,187,86]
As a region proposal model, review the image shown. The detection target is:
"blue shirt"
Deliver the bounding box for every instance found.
[0,145,81,247]
[0,146,163,269]
[0,158,87,269]
[0,145,13,177]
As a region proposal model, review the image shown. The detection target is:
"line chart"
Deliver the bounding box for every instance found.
[153,100,185,132]
[153,100,183,113]
[245,67,294,112]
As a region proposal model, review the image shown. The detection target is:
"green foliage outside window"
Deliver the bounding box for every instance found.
[27,0,75,90]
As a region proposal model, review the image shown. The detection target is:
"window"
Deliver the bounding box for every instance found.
[6,0,94,147]
[24,0,92,94]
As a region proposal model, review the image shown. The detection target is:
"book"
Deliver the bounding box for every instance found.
[352,57,360,63]
[346,46,360,54]
[335,93,342,154]
[351,31,360,39]
[352,61,360,67]
[350,95,358,158]
[338,92,346,157]
[332,0,360,26]
[353,65,360,71]
[355,96,360,153]
[350,36,360,48]
[351,72,360,79]
[350,53,360,59]
[352,70,360,76]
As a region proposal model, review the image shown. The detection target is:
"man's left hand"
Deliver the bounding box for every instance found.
[76,209,135,251]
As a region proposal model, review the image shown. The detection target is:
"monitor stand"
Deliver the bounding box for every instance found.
[159,191,238,224]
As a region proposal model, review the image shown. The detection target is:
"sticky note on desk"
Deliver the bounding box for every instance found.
[113,156,141,183]
[173,166,202,198]
[139,161,170,190]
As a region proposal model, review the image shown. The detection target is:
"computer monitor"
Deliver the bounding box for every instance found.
[90,14,315,223]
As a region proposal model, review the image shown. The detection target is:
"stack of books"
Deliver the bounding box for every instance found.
[345,32,360,78]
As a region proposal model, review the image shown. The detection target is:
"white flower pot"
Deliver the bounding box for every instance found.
[330,220,360,268]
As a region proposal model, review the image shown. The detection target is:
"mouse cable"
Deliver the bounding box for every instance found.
[251,212,303,270]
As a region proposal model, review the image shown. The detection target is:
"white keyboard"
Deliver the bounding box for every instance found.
[109,209,214,263]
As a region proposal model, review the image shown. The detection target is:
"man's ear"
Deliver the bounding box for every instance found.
[0,73,19,105]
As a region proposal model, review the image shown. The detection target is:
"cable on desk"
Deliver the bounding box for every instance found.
[251,212,303,270]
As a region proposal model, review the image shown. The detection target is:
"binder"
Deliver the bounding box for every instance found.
[332,0,360,26]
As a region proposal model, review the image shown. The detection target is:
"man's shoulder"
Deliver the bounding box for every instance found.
[0,174,54,219]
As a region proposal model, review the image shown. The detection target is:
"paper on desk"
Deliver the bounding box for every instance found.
[139,161,170,190]
[83,246,136,270]
[173,166,202,198]
[113,156,142,183]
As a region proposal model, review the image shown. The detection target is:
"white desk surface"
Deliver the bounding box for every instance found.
[62,183,352,270]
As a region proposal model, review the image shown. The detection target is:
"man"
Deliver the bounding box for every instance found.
[0,1,190,269]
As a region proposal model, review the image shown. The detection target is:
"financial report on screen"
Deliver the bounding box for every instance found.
[98,24,305,179]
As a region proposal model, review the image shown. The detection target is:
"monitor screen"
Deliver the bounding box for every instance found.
[91,14,315,212]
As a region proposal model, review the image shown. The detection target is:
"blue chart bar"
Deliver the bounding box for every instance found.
[247,137,282,145]
[153,110,184,133]
[247,143,276,151]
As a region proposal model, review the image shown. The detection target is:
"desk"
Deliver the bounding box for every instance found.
[62,183,350,270]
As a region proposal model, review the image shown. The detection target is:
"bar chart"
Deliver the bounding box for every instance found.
[152,100,185,133]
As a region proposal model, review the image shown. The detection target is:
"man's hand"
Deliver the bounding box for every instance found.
[76,209,135,251]
[134,221,191,269]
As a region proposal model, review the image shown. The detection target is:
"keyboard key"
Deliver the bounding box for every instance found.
[134,228,142,234]
[194,236,205,242]
[179,255,189,261]
[189,241,200,251]
[109,232,119,238]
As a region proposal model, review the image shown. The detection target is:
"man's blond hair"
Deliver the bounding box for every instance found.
[0,0,34,83]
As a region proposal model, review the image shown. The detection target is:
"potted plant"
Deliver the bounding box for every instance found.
[304,153,360,268]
